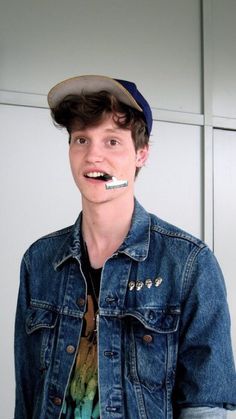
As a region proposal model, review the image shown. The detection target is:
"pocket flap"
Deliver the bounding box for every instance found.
[25,306,58,334]
[124,306,180,333]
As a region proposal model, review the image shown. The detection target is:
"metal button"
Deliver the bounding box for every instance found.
[145,279,153,288]
[66,345,75,354]
[155,277,163,287]
[136,280,144,291]
[53,397,62,406]
[77,297,85,307]
[143,334,153,343]
[128,281,135,291]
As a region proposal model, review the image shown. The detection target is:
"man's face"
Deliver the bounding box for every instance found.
[69,113,148,206]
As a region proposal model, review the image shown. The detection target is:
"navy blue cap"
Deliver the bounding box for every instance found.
[48,75,153,136]
[114,78,153,136]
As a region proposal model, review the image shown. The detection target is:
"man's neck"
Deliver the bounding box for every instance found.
[81,196,134,268]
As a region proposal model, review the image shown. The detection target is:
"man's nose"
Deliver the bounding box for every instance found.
[85,142,104,162]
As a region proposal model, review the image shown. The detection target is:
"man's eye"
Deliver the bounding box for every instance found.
[109,139,118,146]
[74,137,87,145]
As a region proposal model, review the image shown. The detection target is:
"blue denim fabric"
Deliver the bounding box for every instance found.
[178,407,227,418]
[14,200,236,419]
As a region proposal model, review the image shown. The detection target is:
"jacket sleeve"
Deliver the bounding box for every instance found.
[173,246,236,414]
[178,406,227,418]
[14,254,33,419]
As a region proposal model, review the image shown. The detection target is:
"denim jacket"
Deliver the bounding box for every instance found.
[14,200,236,419]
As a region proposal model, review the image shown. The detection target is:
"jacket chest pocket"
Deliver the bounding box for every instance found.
[124,307,180,392]
[25,304,59,372]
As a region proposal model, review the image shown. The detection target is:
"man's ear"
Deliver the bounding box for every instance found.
[135,146,149,168]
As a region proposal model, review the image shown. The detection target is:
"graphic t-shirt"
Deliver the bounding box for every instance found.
[61,242,101,419]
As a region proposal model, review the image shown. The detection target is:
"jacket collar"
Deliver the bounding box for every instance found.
[117,199,150,260]
[53,199,150,270]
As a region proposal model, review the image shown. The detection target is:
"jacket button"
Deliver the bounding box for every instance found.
[143,334,153,343]
[77,297,85,307]
[53,397,62,406]
[66,345,75,354]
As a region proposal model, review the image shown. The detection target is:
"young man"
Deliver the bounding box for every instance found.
[14,75,236,419]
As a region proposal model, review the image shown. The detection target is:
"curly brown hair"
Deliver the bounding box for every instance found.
[50,91,149,151]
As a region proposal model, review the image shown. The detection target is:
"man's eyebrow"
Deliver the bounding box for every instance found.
[70,126,127,135]
[104,125,130,133]
[104,128,123,133]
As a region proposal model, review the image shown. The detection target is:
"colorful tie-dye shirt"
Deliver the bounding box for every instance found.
[61,248,101,419]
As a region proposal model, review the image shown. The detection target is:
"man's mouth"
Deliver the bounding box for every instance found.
[84,171,128,189]
[84,172,112,181]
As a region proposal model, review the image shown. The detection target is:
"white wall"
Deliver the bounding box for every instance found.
[213,129,236,356]
[1,0,236,417]
[212,1,236,119]
[0,0,201,112]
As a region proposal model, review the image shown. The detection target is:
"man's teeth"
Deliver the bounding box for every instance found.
[86,172,106,178]
[86,172,111,180]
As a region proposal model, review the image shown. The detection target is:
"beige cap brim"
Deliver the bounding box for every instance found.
[47,74,142,112]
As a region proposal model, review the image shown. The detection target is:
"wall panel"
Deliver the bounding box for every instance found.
[136,121,203,238]
[212,0,236,118]
[0,0,201,113]
[213,129,236,359]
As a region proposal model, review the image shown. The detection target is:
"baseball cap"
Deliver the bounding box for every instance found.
[47,75,153,136]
